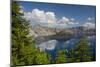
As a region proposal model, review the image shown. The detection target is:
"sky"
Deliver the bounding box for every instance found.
[18,1,96,29]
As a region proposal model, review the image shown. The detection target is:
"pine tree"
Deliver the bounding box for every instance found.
[35,50,50,64]
[69,36,92,62]
[55,49,67,63]
[12,1,36,65]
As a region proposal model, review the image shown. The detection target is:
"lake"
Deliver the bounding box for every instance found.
[36,35,96,61]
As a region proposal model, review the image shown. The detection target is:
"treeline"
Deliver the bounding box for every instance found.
[11,1,95,66]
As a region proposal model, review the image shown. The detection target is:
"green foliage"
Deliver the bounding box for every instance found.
[12,1,36,65]
[35,50,50,64]
[69,36,92,62]
[12,2,50,66]
[55,49,67,63]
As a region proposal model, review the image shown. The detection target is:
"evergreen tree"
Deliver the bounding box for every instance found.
[12,1,36,65]
[69,36,92,62]
[55,49,67,63]
[35,50,50,64]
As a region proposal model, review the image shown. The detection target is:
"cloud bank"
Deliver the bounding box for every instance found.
[83,17,95,29]
[23,8,95,29]
[24,8,79,28]
[83,22,95,29]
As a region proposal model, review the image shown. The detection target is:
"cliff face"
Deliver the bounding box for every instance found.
[29,25,95,38]
[30,25,56,37]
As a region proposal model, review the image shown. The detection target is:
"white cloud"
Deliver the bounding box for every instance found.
[58,17,69,24]
[45,12,56,24]
[87,17,94,21]
[83,17,95,29]
[24,12,36,26]
[23,8,78,28]
[32,9,46,23]
[57,17,76,25]
[70,18,75,21]
[62,17,70,22]
[24,9,56,24]
[24,12,32,19]
[83,22,95,29]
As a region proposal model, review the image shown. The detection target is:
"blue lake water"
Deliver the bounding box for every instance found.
[36,35,96,61]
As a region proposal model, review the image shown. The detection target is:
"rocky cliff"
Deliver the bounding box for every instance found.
[29,24,95,38]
